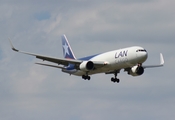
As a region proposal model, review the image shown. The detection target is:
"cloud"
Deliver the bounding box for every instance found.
[34,11,51,21]
[0,0,175,120]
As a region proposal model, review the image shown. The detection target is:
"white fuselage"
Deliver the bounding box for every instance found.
[64,46,148,76]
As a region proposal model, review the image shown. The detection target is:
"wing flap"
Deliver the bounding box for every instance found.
[35,62,66,69]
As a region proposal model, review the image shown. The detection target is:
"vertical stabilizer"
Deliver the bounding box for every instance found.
[61,34,76,59]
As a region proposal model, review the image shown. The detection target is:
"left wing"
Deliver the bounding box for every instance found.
[9,39,82,66]
[143,53,164,68]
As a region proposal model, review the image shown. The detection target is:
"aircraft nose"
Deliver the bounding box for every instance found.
[143,52,148,60]
[137,50,148,62]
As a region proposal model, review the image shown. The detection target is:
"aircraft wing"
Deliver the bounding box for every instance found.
[35,62,66,69]
[9,39,107,69]
[143,53,164,68]
[9,39,82,66]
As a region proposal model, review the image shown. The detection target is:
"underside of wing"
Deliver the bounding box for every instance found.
[35,62,66,69]
[35,54,82,66]
[105,70,120,74]
[18,51,82,66]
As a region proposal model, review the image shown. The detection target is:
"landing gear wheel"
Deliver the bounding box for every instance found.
[87,76,90,80]
[82,75,91,80]
[111,70,120,83]
[111,77,115,82]
[82,75,86,80]
[116,78,120,83]
[111,77,120,83]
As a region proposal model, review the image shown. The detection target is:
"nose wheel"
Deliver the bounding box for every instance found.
[111,77,120,83]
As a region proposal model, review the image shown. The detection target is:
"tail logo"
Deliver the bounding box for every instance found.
[63,42,70,56]
[62,34,76,59]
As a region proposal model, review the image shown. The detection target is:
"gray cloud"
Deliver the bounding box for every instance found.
[0,0,175,120]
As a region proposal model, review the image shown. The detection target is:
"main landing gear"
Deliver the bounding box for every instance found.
[111,77,120,83]
[82,72,91,80]
[82,75,91,80]
[82,71,120,83]
[111,71,120,83]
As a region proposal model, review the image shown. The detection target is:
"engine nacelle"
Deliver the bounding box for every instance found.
[79,61,94,71]
[129,66,144,76]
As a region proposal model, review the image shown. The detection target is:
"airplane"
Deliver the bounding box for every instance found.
[9,34,164,83]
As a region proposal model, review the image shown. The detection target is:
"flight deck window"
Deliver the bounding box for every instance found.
[136,49,147,52]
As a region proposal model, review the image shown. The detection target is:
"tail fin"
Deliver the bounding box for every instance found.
[61,34,76,59]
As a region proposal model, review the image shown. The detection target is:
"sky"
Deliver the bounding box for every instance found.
[0,0,175,120]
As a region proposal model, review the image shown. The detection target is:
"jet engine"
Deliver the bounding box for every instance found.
[129,65,144,76]
[79,61,94,71]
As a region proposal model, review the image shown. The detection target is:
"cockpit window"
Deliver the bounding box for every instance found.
[136,49,147,52]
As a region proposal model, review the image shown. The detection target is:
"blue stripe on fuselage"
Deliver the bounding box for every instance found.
[66,64,75,70]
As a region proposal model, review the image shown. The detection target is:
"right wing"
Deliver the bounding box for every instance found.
[9,39,82,66]
[9,39,108,70]
[35,62,66,69]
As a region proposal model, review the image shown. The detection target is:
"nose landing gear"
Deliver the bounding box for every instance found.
[111,71,120,83]
[111,77,120,83]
